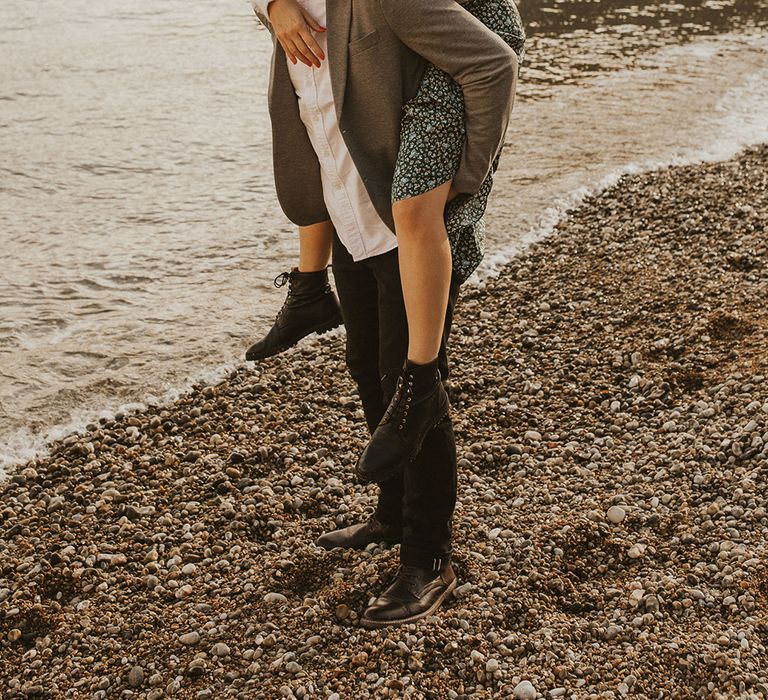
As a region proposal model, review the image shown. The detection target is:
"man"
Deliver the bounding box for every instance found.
[251,0,517,627]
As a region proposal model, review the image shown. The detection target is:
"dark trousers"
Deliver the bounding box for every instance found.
[331,233,460,570]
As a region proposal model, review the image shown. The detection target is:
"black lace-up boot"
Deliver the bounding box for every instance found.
[361,563,457,628]
[355,358,449,485]
[245,267,343,361]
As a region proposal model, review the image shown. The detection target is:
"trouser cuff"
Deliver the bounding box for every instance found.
[400,546,452,573]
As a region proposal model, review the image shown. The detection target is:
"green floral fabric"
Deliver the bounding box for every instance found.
[392,0,526,284]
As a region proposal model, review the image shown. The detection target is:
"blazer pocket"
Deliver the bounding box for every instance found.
[349,30,380,56]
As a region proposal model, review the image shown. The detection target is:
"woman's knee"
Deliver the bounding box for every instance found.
[392,184,451,232]
[392,198,424,231]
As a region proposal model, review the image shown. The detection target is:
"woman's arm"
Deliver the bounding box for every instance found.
[252,0,326,68]
[380,0,518,195]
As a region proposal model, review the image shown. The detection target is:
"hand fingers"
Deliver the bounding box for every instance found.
[300,28,325,62]
[278,38,298,65]
[292,34,322,68]
[283,38,313,67]
[301,9,326,33]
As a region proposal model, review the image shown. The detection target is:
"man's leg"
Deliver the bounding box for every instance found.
[375,256,460,568]
[361,247,461,627]
[400,276,460,572]
[314,234,404,549]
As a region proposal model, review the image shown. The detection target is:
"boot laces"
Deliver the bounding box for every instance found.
[382,373,414,432]
[272,271,294,320]
[273,271,292,289]
[397,565,425,593]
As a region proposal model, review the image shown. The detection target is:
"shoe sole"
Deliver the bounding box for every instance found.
[314,537,403,551]
[359,576,457,628]
[355,407,450,486]
[245,316,343,362]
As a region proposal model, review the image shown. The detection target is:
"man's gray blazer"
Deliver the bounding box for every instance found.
[254,0,518,232]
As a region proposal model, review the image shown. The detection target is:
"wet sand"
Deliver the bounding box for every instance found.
[1,145,767,698]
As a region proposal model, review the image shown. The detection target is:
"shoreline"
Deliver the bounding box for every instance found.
[3,30,768,464]
[1,145,767,698]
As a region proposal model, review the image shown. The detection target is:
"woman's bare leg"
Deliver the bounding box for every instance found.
[298,220,334,272]
[392,181,453,365]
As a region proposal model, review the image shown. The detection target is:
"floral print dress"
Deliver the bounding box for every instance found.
[391,0,526,284]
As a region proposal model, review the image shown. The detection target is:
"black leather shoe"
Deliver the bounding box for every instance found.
[356,360,449,485]
[361,564,457,628]
[245,267,343,361]
[315,516,402,551]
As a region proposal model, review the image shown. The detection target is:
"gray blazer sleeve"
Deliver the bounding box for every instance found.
[251,0,272,25]
[379,0,518,195]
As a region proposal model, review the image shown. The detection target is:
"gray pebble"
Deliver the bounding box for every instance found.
[606,505,626,524]
[179,632,201,646]
[211,642,230,657]
[513,680,536,700]
[264,592,288,604]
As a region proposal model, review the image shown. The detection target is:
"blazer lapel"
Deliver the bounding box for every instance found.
[326,0,352,120]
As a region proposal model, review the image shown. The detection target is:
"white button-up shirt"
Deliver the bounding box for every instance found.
[253,0,398,261]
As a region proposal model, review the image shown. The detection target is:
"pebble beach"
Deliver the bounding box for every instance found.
[1,144,767,698]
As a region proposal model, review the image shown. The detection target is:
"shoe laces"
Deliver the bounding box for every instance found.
[273,271,292,289]
[382,373,414,432]
[397,565,425,593]
[272,271,294,320]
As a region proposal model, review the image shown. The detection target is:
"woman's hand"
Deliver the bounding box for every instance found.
[267,0,326,68]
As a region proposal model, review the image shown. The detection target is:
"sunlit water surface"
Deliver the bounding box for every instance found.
[1,0,767,471]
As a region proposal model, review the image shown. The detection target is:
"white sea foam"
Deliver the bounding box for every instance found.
[0,327,347,477]
[0,361,238,475]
